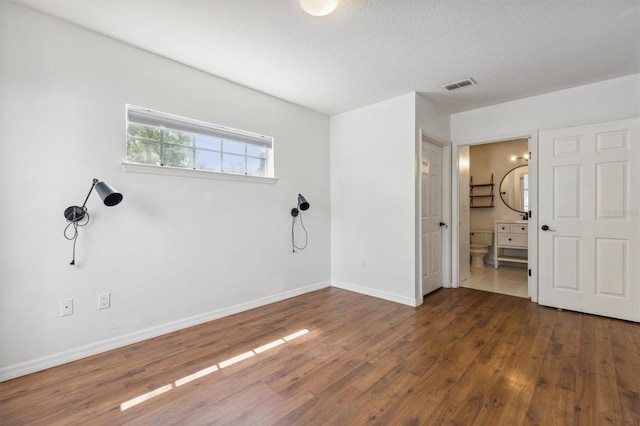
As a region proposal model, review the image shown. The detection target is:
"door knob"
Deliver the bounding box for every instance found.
[439,222,447,228]
[541,225,556,232]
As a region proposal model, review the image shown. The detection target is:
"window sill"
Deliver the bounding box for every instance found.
[121,162,278,184]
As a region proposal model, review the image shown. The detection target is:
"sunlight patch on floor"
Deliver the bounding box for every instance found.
[254,339,285,354]
[174,365,219,387]
[120,384,173,411]
[283,329,309,341]
[218,351,255,369]
[120,329,310,411]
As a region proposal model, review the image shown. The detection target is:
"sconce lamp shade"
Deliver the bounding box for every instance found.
[291,193,310,217]
[298,194,310,211]
[95,181,123,206]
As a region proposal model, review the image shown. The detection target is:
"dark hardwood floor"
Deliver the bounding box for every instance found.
[1,287,639,425]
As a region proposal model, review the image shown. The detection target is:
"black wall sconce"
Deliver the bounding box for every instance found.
[291,194,310,252]
[64,178,123,265]
[290,194,310,217]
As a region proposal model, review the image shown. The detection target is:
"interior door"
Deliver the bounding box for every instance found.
[538,118,639,322]
[422,141,444,295]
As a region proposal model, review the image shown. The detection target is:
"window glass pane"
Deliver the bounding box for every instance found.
[196,150,221,172]
[126,106,274,178]
[222,153,245,174]
[128,125,160,141]
[164,130,193,146]
[164,145,193,168]
[246,157,266,176]
[223,140,245,155]
[246,144,267,159]
[127,139,161,165]
[195,134,221,151]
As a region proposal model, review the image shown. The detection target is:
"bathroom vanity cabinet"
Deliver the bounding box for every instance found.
[494,221,528,268]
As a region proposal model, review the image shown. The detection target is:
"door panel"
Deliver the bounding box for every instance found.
[595,238,626,296]
[596,162,627,219]
[422,141,443,295]
[538,118,639,322]
[553,237,580,290]
[553,165,580,218]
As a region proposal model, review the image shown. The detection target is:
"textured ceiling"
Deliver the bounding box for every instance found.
[11,0,640,115]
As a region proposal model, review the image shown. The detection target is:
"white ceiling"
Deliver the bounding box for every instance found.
[12,0,640,116]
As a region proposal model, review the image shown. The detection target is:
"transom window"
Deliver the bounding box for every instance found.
[126,105,274,177]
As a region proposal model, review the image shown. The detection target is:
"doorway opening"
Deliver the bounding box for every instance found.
[457,137,536,299]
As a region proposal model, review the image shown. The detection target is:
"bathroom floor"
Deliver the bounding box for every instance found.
[461,265,528,298]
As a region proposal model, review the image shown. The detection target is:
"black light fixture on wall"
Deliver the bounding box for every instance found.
[291,194,310,252]
[64,178,123,265]
[290,194,310,217]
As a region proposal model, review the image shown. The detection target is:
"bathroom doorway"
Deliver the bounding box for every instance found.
[457,138,535,299]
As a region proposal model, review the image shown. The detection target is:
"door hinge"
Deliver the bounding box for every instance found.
[528,269,532,277]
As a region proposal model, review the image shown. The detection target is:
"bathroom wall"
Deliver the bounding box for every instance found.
[469,139,528,231]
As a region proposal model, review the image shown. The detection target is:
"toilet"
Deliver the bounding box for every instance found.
[470,230,494,268]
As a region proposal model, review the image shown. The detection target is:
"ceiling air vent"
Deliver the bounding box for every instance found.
[442,78,476,91]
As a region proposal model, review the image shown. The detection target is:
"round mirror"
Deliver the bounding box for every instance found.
[499,165,529,213]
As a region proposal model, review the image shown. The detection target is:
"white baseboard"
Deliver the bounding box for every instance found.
[331,281,419,307]
[0,281,330,382]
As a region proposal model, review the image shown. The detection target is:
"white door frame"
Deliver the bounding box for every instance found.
[416,130,452,303]
[451,130,539,302]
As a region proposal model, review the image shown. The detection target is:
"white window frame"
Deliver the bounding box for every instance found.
[122,105,276,184]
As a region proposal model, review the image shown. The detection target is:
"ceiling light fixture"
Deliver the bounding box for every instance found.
[300,0,338,16]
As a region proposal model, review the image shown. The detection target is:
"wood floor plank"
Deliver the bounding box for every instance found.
[609,319,640,424]
[525,309,581,425]
[593,316,627,425]
[1,287,639,425]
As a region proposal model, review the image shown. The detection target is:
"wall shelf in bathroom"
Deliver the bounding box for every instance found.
[469,174,494,208]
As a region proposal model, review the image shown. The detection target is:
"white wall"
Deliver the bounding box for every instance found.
[451,74,640,142]
[416,93,451,142]
[330,94,417,305]
[330,93,450,305]
[0,2,330,380]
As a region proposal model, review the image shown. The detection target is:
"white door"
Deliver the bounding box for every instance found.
[422,141,444,295]
[538,118,639,322]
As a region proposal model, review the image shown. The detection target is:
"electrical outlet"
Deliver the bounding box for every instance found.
[60,299,74,317]
[361,259,367,269]
[98,293,111,310]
